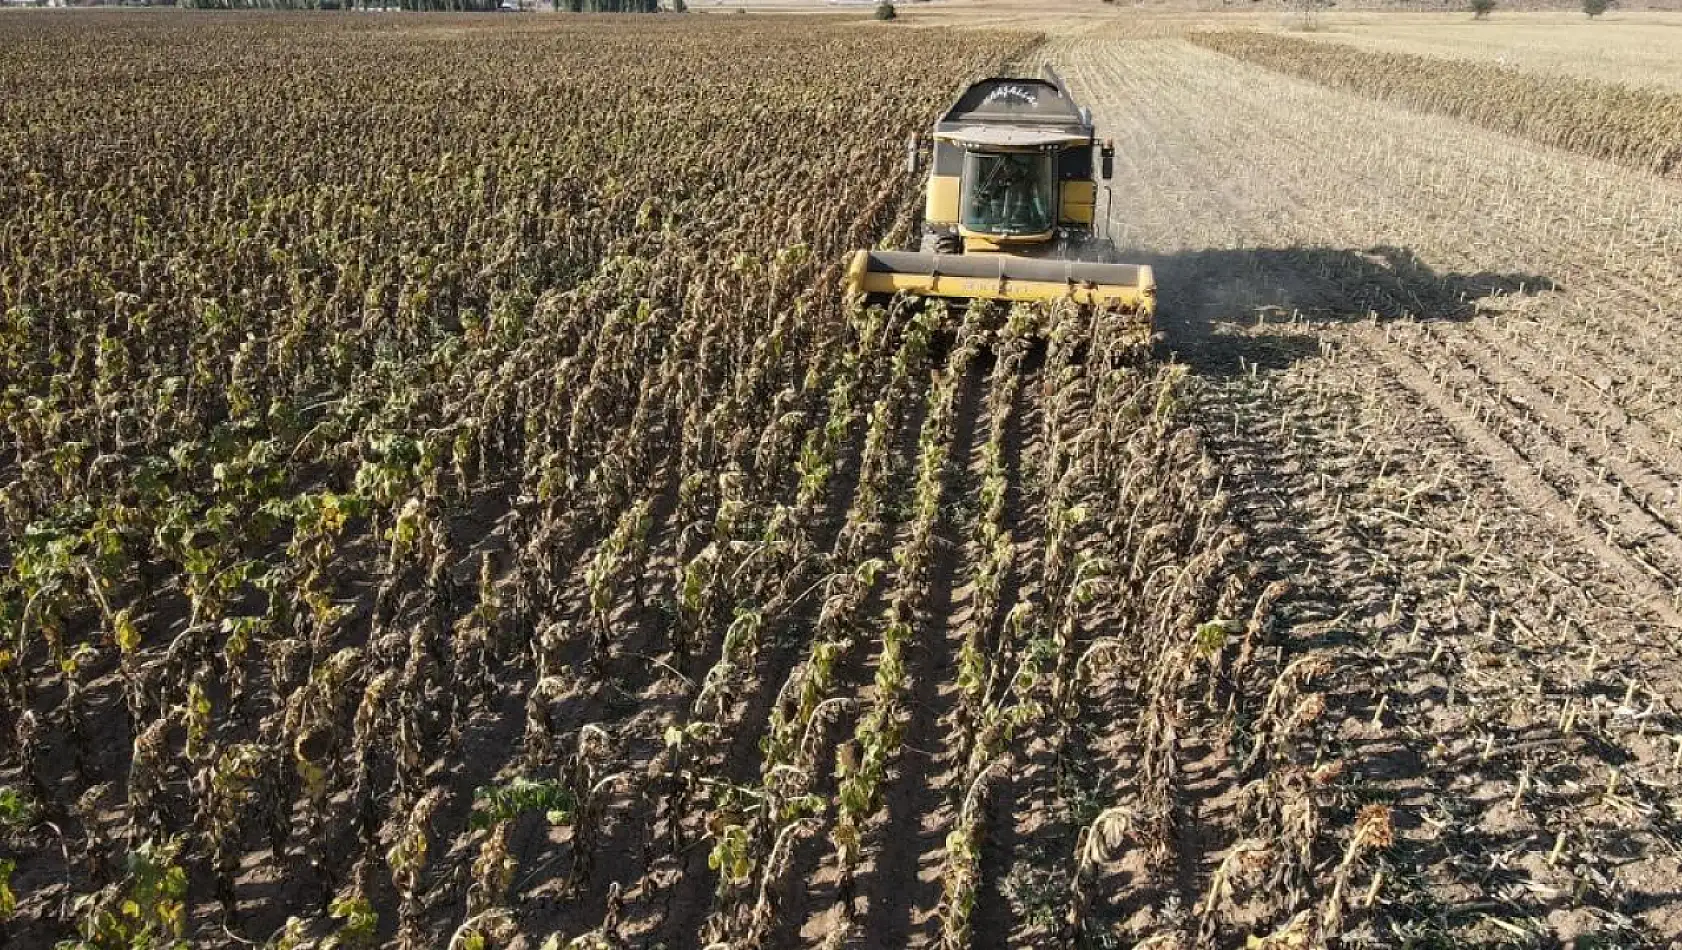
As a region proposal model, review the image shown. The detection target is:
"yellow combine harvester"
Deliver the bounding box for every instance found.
[845,68,1156,323]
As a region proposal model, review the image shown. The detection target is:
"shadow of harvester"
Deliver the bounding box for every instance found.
[1116,244,1558,376]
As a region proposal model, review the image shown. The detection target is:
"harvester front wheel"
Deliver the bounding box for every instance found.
[919,231,962,255]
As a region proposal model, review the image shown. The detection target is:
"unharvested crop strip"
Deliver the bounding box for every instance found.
[0,16,1029,949]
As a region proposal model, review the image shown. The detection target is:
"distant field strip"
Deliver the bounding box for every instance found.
[1288,17,1682,94]
[1191,31,1682,177]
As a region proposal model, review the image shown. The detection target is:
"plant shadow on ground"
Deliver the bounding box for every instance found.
[1117,245,1559,377]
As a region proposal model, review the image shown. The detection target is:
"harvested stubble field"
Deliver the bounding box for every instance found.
[1188,31,1682,177]
[3,8,1682,950]
[1280,13,1682,94]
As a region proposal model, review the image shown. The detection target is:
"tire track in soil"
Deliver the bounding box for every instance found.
[850,359,987,949]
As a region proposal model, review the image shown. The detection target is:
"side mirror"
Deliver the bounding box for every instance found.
[1100,140,1115,180]
[907,135,921,175]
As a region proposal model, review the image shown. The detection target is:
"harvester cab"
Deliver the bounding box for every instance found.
[845,68,1156,322]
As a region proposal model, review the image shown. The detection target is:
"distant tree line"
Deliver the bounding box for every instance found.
[552,0,659,10]
[175,0,507,9]
[174,0,666,10]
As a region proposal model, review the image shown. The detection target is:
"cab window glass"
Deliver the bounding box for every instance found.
[961,151,1053,235]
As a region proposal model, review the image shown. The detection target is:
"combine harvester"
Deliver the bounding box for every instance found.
[845,67,1155,343]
